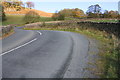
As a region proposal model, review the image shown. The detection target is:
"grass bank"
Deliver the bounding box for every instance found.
[24,22,119,78]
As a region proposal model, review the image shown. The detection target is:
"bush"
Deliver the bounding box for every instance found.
[58,14,65,20]
[52,13,65,21]
[52,13,58,21]
[24,11,40,24]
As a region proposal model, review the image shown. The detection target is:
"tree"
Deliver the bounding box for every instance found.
[0,5,6,21]
[26,1,34,9]
[59,9,73,17]
[87,4,101,13]
[86,4,101,18]
[12,1,23,11]
[58,8,86,18]
[119,1,120,14]
[2,1,12,11]
[52,13,59,21]
[2,1,23,11]
[103,10,110,18]
[108,10,119,18]
[24,11,40,23]
[72,9,86,18]
[52,8,86,20]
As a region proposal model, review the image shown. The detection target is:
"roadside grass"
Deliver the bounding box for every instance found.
[24,23,119,78]
[76,29,119,78]
[0,29,14,39]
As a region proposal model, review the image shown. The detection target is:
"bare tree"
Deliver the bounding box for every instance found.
[26,1,34,9]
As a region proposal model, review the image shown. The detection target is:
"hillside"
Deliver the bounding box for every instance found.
[5,9,53,17]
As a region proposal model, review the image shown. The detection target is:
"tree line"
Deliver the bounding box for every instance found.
[52,8,86,20]
[52,4,120,20]
[1,1,119,22]
[86,4,119,18]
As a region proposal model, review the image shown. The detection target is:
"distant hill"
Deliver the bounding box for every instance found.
[5,9,53,17]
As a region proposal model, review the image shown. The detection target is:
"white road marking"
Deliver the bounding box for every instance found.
[37,31,42,35]
[0,38,37,56]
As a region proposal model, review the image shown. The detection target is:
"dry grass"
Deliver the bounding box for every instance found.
[0,31,14,40]
[5,9,53,17]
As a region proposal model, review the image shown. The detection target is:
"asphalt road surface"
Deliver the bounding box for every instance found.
[1,28,98,78]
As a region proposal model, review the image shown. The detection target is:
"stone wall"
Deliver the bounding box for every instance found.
[77,22,120,39]
[0,25,14,37]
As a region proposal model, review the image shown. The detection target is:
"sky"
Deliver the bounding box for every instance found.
[21,0,119,2]
[21,0,119,13]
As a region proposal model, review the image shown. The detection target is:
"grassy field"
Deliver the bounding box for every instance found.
[2,15,80,26]
[2,15,25,26]
[2,15,54,26]
[3,15,118,26]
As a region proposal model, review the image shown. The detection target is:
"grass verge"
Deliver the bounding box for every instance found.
[0,30,14,40]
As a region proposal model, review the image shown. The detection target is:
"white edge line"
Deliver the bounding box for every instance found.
[37,31,42,35]
[0,38,37,56]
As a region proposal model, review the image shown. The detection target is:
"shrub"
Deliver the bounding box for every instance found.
[52,13,65,21]
[52,13,59,21]
[24,11,40,24]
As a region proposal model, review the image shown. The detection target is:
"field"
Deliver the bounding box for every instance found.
[3,14,118,26]
[2,15,80,26]
[2,15,54,26]
[2,15,25,26]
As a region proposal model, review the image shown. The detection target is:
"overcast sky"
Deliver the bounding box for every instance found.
[21,0,119,13]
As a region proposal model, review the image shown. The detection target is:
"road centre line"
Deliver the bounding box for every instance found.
[37,31,42,35]
[0,38,37,56]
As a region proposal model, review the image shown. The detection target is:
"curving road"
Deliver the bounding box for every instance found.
[1,27,98,78]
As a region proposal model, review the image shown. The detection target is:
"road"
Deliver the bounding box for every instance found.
[1,28,98,78]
